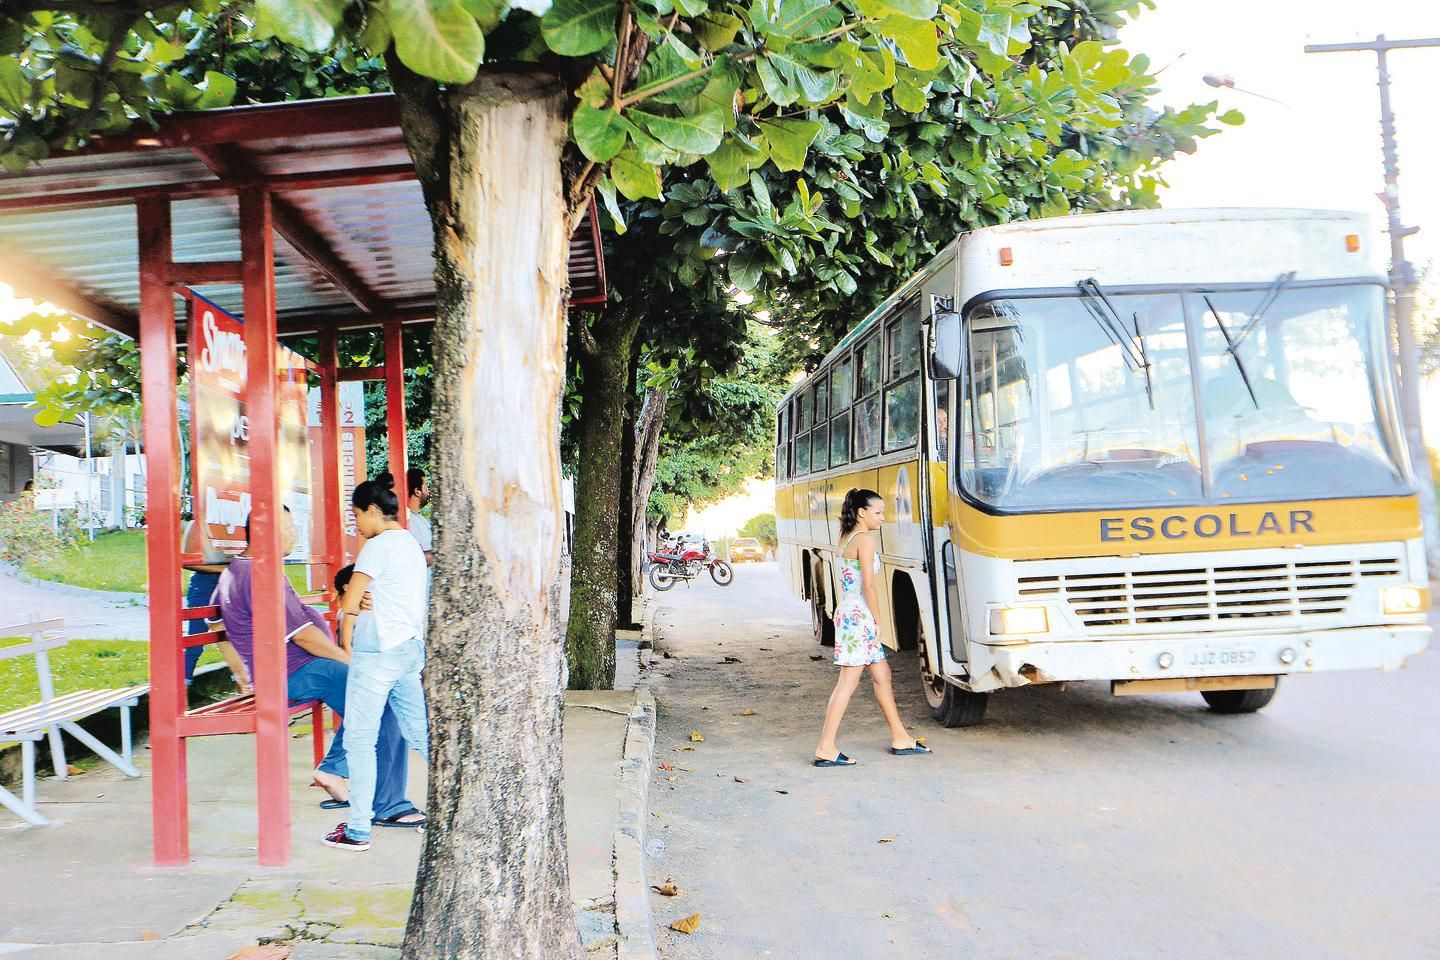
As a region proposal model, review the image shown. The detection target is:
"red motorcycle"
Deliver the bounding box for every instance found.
[647,537,734,591]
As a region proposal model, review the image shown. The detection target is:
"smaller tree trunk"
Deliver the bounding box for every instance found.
[565,304,642,690]
[616,346,640,630]
[629,387,668,599]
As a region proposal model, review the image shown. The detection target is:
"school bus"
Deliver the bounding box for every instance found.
[775,208,1432,726]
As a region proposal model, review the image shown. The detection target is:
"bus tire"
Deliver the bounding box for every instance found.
[1201,682,1278,714]
[811,583,835,647]
[915,618,986,726]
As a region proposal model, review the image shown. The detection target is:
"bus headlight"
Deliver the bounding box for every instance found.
[990,606,1050,636]
[1381,585,1430,616]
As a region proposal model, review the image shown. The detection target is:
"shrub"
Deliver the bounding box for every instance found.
[0,496,79,566]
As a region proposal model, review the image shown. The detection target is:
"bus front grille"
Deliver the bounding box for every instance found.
[1017,553,1403,631]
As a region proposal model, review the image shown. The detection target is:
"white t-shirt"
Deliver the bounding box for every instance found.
[354,529,428,650]
[408,510,433,553]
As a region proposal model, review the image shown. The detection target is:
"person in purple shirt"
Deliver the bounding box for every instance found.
[213,507,424,827]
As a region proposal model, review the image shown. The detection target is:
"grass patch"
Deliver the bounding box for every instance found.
[21,529,318,595]
[0,637,221,716]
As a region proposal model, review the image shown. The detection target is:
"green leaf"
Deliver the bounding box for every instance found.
[704,135,768,191]
[1218,108,1245,126]
[361,5,394,54]
[541,0,619,56]
[390,0,486,82]
[460,0,510,31]
[756,57,800,107]
[856,0,938,17]
[574,103,633,161]
[193,71,237,110]
[792,63,837,103]
[631,108,725,155]
[693,11,743,51]
[596,175,628,233]
[878,14,939,71]
[728,246,764,290]
[254,0,350,50]
[611,146,663,200]
[633,38,710,104]
[0,59,30,114]
[757,117,821,171]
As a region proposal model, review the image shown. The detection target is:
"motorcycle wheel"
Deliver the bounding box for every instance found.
[709,561,734,586]
[649,564,677,592]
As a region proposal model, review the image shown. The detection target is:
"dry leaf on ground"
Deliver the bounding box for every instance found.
[226,947,292,960]
[689,731,705,742]
[652,880,680,896]
[733,776,748,783]
[678,745,696,751]
[670,913,701,935]
[736,709,756,716]
[140,931,162,941]
[878,834,898,844]
[65,764,83,776]
[658,762,675,771]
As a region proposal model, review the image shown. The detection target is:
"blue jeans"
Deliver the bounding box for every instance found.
[184,571,221,684]
[343,639,429,842]
[287,658,416,823]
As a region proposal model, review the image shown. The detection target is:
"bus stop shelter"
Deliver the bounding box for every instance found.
[0,94,606,866]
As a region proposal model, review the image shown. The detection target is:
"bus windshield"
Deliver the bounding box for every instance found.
[961,283,1408,511]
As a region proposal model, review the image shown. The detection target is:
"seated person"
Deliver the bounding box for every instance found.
[212,506,425,827]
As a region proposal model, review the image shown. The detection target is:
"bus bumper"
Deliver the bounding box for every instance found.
[971,624,1431,691]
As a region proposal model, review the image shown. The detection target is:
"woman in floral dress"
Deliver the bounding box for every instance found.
[814,488,933,766]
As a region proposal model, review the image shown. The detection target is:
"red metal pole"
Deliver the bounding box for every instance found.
[383,319,408,524]
[240,185,291,866]
[317,329,343,592]
[138,196,188,867]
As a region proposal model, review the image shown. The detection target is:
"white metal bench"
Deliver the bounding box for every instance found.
[0,619,145,826]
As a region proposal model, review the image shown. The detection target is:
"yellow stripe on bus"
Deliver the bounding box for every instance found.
[951,495,1423,560]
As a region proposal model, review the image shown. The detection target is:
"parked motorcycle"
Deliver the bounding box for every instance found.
[647,537,734,591]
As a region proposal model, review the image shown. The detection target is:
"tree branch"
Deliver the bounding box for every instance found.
[6,1,170,12]
[45,13,136,151]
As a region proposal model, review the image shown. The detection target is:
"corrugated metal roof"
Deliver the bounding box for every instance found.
[0,94,606,338]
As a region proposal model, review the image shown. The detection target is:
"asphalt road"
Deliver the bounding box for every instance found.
[642,561,1440,960]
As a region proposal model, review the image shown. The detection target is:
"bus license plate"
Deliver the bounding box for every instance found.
[1184,645,1258,669]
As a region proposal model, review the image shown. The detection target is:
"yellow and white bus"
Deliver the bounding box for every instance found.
[776,208,1432,726]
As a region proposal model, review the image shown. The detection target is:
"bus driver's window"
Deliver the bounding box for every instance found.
[933,380,949,462]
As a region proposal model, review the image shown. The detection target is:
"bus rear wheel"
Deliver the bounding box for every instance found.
[1201,682,1279,714]
[918,624,987,727]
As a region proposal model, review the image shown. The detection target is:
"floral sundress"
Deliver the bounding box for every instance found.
[833,532,884,667]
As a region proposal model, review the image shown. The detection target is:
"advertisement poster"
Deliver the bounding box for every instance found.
[188,294,314,559]
[307,380,366,564]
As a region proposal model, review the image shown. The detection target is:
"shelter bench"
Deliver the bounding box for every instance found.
[0,619,144,826]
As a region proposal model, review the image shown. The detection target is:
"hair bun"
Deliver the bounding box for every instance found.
[375,471,396,489]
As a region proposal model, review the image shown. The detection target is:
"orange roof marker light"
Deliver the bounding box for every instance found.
[1345,233,1361,252]
[998,246,1014,266]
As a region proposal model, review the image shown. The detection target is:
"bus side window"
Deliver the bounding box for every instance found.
[883,303,922,451]
[854,335,882,458]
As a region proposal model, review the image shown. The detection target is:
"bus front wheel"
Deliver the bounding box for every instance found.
[1201,682,1279,714]
[919,625,988,727]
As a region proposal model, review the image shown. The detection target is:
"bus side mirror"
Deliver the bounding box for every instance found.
[928,308,961,380]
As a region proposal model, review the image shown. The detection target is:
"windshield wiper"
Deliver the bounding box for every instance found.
[1229,271,1296,351]
[1203,296,1260,409]
[1077,278,1154,409]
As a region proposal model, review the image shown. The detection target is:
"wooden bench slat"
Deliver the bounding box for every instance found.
[0,687,144,733]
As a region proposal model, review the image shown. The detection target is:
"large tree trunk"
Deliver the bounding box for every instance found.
[565,303,642,690]
[629,386,667,600]
[394,66,584,960]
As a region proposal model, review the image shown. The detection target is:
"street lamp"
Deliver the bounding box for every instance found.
[1201,73,1289,107]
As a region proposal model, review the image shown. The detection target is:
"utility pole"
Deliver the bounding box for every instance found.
[1306,35,1440,576]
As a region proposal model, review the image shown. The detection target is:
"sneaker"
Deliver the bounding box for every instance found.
[321,822,370,851]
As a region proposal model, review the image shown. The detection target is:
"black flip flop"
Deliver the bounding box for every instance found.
[373,807,427,828]
[889,743,932,756]
[813,753,857,767]
[320,798,349,810]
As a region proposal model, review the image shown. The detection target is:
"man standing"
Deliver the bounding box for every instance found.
[405,467,433,567]
[213,506,424,826]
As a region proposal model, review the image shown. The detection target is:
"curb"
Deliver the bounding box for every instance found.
[3,563,148,604]
[613,685,657,960]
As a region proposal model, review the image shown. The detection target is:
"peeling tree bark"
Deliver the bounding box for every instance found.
[565,302,642,690]
[393,64,584,960]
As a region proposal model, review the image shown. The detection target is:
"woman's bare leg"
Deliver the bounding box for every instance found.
[868,659,916,750]
[816,666,865,760]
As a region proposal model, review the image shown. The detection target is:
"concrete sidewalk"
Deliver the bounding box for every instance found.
[0,565,150,640]
[0,688,648,959]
